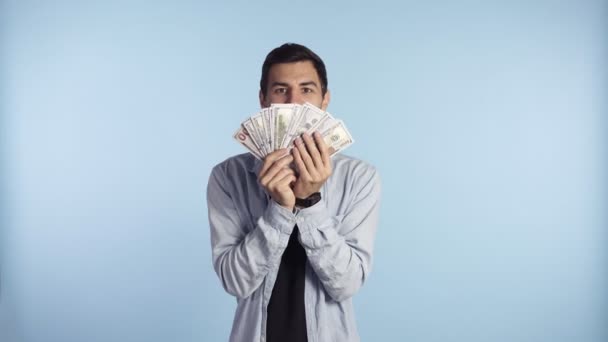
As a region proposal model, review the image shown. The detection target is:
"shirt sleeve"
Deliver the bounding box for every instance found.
[207,164,296,299]
[296,165,381,302]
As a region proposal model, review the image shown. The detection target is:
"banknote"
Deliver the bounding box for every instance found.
[234,102,353,158]
[319,120,354,155]
[260,109,269,151]
[243,118,262,152]
[271,103,300,150]
[282,103,326,147]
[250,113,268,154]
[233,125,263,160]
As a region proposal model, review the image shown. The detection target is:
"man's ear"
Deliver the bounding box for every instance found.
[259,90,266,108]
[321,89,331,111]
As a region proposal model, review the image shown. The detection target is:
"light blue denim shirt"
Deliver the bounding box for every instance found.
[207,152,381,342]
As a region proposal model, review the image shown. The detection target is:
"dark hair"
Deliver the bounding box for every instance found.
[260,43,328,97]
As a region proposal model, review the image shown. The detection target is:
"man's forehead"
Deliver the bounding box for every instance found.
[267,61,320,84]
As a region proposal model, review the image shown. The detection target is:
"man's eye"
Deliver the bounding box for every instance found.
[302,88,313,94]
[274,88,287,94]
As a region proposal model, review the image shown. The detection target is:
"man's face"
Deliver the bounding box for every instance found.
[259,61,330,110]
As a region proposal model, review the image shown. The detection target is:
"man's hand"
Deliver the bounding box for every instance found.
[258,149,296,210]
[291,132,333,200]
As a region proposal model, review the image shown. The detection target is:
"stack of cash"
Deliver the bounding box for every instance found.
[233,102,354,160]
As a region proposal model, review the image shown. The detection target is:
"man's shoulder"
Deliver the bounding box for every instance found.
[332,153,378,175]
[211,153,258,175]
[331,153,380,187]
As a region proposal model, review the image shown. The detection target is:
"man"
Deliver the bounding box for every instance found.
[207,43,381,342]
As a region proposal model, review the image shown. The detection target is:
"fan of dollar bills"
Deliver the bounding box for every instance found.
[233,102,354,160]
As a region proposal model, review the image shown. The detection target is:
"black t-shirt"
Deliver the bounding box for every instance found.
[266,226,308,342]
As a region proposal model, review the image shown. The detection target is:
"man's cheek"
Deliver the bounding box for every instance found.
[306,96,323,108]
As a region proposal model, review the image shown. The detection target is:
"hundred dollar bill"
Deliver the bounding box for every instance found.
[283,102,326,147]
[242,118,263,152]
[309,111,336,135]
[320,120,354,156]
[272,103,300,150]
[250,113,269,155]
[262,108,273,154]
[233,102,354,158]
[283,105,302,147]
[233,126,263,160]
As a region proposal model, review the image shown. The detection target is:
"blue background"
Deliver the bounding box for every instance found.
[1,1,606,341]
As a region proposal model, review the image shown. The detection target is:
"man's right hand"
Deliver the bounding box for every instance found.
[258,149,296,211]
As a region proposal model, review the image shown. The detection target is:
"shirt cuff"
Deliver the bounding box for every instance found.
[295,198,331,235]
[263,200,297,235]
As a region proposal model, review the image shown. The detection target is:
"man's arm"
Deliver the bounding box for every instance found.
[297,166,380,302]
[291,132,381,302]
[207,151,296,299]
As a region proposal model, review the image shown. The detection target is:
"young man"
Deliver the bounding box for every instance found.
[207,43,381,342]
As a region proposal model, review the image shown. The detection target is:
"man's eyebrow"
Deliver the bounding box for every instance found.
[299,81,319,88]
[269,81,319,88]
[270,82,289,88]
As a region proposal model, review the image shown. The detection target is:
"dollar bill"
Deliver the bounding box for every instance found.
[242,118,263,152]
[250,113,268,154]
[234,102,354,158]
[262,108,273,154]
[233,126,263,159]
[319,120,354,155]
[283,105,303,148]
[309,111,336,135]
[271,103,299,150]
[283,102,326,147]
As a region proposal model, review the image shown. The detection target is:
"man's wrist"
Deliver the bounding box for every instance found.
[295,192,322,208]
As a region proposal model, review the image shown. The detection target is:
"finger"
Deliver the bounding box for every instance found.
[267,167,295,189]
[259,148,289,179]
[258,152,292,180]
[274,172,297,190]
[313,131,331,168]
[260,154,294,186]
[267,168,293,188]
[292,145,311,180]
[285,175,298,189]
[294,136,317,177]
[275,176,297,197]
[302,133,323,169]
[260,148,290,178]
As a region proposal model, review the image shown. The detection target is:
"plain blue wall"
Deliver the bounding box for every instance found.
[1,1,606,341]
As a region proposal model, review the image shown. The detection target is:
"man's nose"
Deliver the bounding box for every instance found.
[287,91,304,105]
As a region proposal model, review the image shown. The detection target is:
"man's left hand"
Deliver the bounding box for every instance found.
[291,132,333,200]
